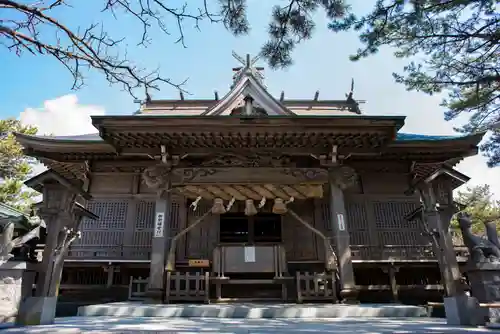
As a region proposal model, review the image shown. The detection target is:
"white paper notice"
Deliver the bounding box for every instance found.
[244,246,256,263]
[154,212,165,238]
[337,213,346,231]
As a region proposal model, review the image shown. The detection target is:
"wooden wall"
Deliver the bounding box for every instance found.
[72,171,428,262]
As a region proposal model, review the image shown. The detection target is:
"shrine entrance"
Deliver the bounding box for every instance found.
[214,212,288,301]
[219,212,282,244]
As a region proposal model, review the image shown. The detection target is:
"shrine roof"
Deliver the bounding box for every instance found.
[0,202,33,230]
[14,130,482,144]
[0,202,27,220]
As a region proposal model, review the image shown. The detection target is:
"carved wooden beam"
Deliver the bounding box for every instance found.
[171,167,328,185]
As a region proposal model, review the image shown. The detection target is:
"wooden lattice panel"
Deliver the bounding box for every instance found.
[285,200,318,261]
[185,200,216,259]
[77,200,129,249]
[82,200,128,230]
[373,200,422,246]
[346,202,368,230]
[320,200,331,232]
[135,201,155,229]
[133,201,154,249]
[79,230,125,246]
[373,201,419,230]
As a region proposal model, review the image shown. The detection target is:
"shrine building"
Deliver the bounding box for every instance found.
[15,53,485,307]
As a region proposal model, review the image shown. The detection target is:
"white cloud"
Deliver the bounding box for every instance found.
[20,94,105,136]
[19,95,105,175]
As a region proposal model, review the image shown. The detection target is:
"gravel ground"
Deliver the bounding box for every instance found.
[0,316,498,333]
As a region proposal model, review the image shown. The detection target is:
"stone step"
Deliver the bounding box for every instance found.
[77,302,428,319]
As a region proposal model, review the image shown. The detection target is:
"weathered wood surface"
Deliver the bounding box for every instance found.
[296,271,337,303]
[165,271,210,303]
[66,192,469,263]
[171,167,328,185]
[128,276,148,301]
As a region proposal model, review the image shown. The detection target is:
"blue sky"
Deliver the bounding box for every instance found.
[1,0,498,196]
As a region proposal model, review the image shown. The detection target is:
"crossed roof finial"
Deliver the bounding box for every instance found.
[231,51,265,84]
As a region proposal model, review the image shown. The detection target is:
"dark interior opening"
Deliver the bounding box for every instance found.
[254,213,282,242]
[219,212,282,243]
[219,213,249,243]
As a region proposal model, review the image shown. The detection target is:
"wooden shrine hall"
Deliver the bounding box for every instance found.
[15,53,485,307]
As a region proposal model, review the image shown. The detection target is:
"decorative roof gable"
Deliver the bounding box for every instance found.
[201,53,294,116]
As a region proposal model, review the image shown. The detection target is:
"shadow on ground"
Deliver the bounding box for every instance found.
[0,317,497,333]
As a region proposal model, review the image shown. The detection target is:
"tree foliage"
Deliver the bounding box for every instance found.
[327,0,500,167]
[1,1,498,164]
[453,184,500,233]
[0,119,38,211]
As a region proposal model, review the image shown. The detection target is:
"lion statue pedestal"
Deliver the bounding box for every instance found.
[457,212,500,324]
[466,262,500,324]
[0,260,28,323]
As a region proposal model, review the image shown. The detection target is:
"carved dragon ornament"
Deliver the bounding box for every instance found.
[142,163,173,190]
[328,165,358,190]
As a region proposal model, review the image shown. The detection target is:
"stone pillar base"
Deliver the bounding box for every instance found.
[16,296,58,326]
[466,262,500,324]
[340,288,359,304]
[0,261,26,323]
[444,295,483,326]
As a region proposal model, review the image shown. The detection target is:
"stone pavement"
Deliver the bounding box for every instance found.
[0,317,499,333]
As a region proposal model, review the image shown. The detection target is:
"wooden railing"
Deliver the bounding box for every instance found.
[57,244,469,262]
[350,245,469,261]
[165,272,210,303]
[128,276,148,300]
[66,245,151,260]
[296,271,337,303]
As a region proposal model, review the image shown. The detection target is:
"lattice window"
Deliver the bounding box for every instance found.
[379,230,423,245]
[170,202,181,231]
[135,201,155,229]
[373,200,423,246]
[76,200,128,248]
[185,201,215,259]
[349,230,370,245]
[83,200,128,230]
[373,201,419,229]
[320,201,331,232]
[80,230,124,245]
[346,202,368,230]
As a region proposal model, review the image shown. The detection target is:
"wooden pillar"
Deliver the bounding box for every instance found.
[419,183,463,297]
[328,174,357,303]
[146,191,172,302]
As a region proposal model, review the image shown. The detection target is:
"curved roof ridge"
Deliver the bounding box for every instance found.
[395,132,484,142]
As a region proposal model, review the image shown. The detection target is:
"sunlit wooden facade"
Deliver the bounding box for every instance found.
[15,55,484,307]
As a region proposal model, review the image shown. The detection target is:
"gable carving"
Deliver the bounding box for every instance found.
[199,153,294,168]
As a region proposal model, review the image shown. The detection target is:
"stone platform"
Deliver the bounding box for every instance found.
[77,302,428,319]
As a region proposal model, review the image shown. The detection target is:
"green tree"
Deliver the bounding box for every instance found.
[454,184,500,233]
[0,119,38,211]
[327,0,500,167]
